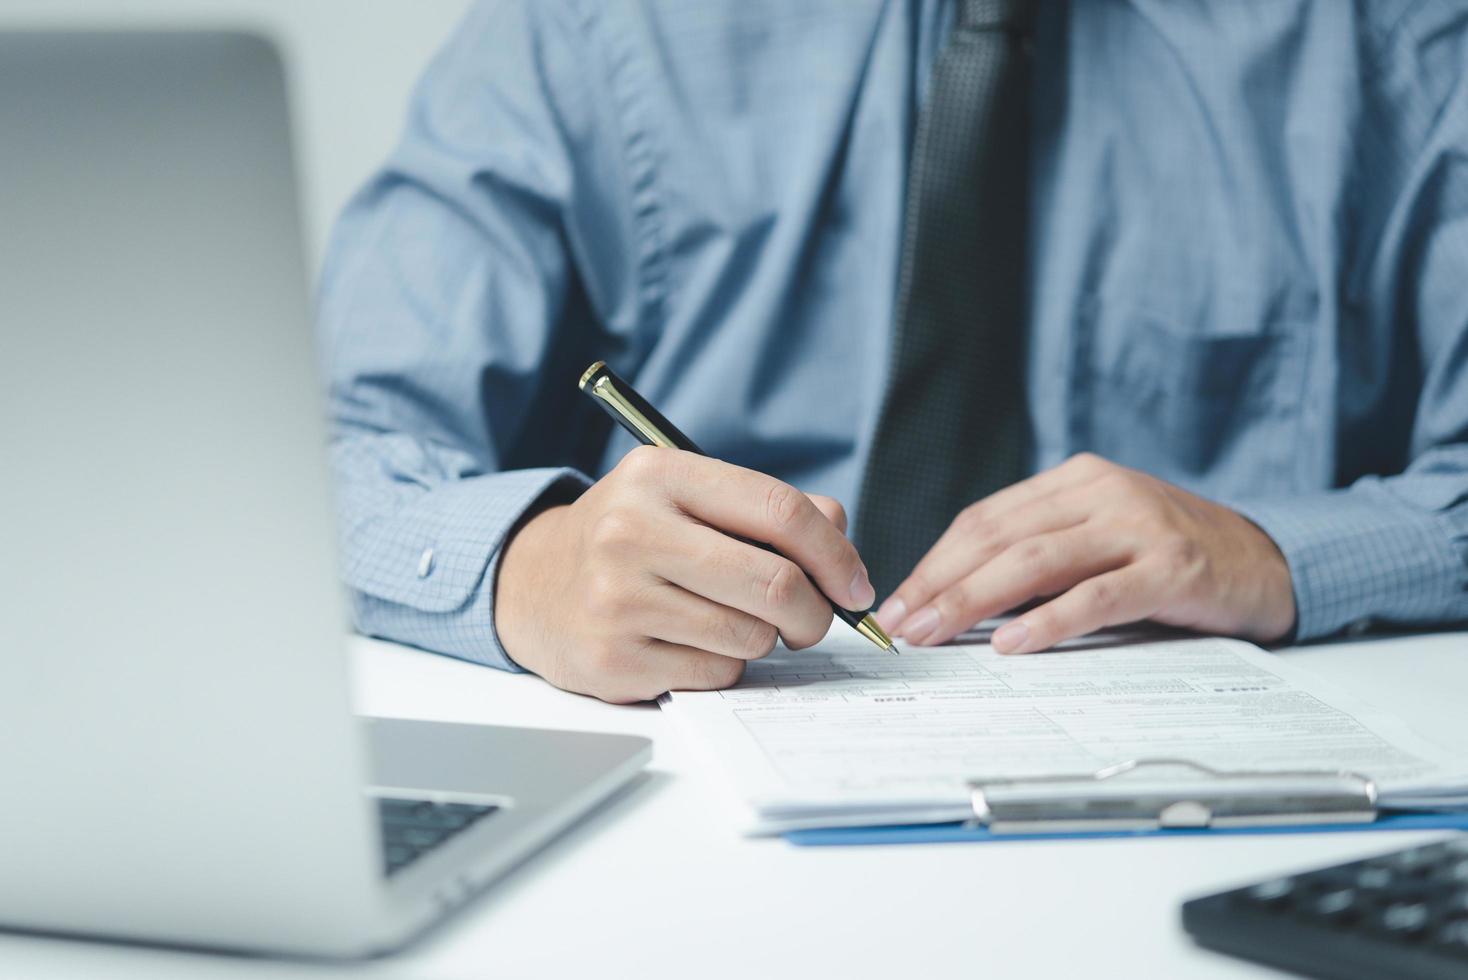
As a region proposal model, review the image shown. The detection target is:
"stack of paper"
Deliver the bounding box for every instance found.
[660,630,1468,835]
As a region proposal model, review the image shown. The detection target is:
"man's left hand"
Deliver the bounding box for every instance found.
[873,454,1297,653]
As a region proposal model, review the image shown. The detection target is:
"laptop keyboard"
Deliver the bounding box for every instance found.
[376,797,500,876]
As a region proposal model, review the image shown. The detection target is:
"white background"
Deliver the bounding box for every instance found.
[0,0,476,270]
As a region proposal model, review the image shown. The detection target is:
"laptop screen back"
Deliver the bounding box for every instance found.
[0,32,381,954]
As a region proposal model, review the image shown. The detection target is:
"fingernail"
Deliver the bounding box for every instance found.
[900,607,940,645]
[992,619,1030,654]
[875,596,906,631]
[849,568,876,609]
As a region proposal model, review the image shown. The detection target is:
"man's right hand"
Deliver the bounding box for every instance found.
[494,446,874,703]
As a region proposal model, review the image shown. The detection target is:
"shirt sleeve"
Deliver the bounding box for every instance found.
[1230,451,1468,642]
[1229,30,1468,643]
[315,0,597,671]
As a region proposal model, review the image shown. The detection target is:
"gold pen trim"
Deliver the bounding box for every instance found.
[585,370,679,450]
[854,613,896,653]
[578,360,607,390]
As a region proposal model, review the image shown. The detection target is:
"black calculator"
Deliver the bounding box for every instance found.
[1182,837,1468,979]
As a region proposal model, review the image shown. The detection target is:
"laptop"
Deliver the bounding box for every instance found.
[0,32,650,958]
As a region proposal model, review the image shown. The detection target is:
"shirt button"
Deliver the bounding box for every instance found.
[416,548,435,579]
[1346,617,1372,637]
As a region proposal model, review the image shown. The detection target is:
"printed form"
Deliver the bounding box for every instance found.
[661,631,1468,834]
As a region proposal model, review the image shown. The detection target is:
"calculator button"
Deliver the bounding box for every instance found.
[1440,859,1468,883]
[1377,902,1432,936]
[1434,918,1468,949]
[1354,866,1393,890]
[1246,878,1296,906]
[1311,889,1360,922]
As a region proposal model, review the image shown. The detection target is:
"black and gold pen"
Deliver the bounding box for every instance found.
[578,360,896,654]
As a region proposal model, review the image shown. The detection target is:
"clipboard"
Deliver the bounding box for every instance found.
[784,759,1468,847]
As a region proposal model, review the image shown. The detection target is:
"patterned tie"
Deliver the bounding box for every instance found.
[856,0,1035,598]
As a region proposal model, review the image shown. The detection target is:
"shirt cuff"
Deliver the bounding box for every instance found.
[1227,484,1468,643]
[345,467,592,671]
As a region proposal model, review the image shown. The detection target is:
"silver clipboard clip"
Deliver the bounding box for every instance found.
[967,759,1379,835]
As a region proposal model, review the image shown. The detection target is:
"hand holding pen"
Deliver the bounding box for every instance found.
[492,362,890,705]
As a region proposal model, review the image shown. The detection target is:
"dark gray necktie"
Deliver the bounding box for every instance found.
[856,0,1034,598]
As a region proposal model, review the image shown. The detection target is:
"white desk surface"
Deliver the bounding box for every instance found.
[4,631,1465,980]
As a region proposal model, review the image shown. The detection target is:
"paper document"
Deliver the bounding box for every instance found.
[660,631,1468,834]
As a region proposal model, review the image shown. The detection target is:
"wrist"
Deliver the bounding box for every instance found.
[1240,517,1297,644]
[494,502,572,672]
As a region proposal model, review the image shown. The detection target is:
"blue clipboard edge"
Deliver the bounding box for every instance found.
[785,811,1468,847]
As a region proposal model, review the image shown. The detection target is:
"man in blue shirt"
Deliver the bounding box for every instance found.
[319,1,1468,703]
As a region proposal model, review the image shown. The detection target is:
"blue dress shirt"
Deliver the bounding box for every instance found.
[318,0,1468,671]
